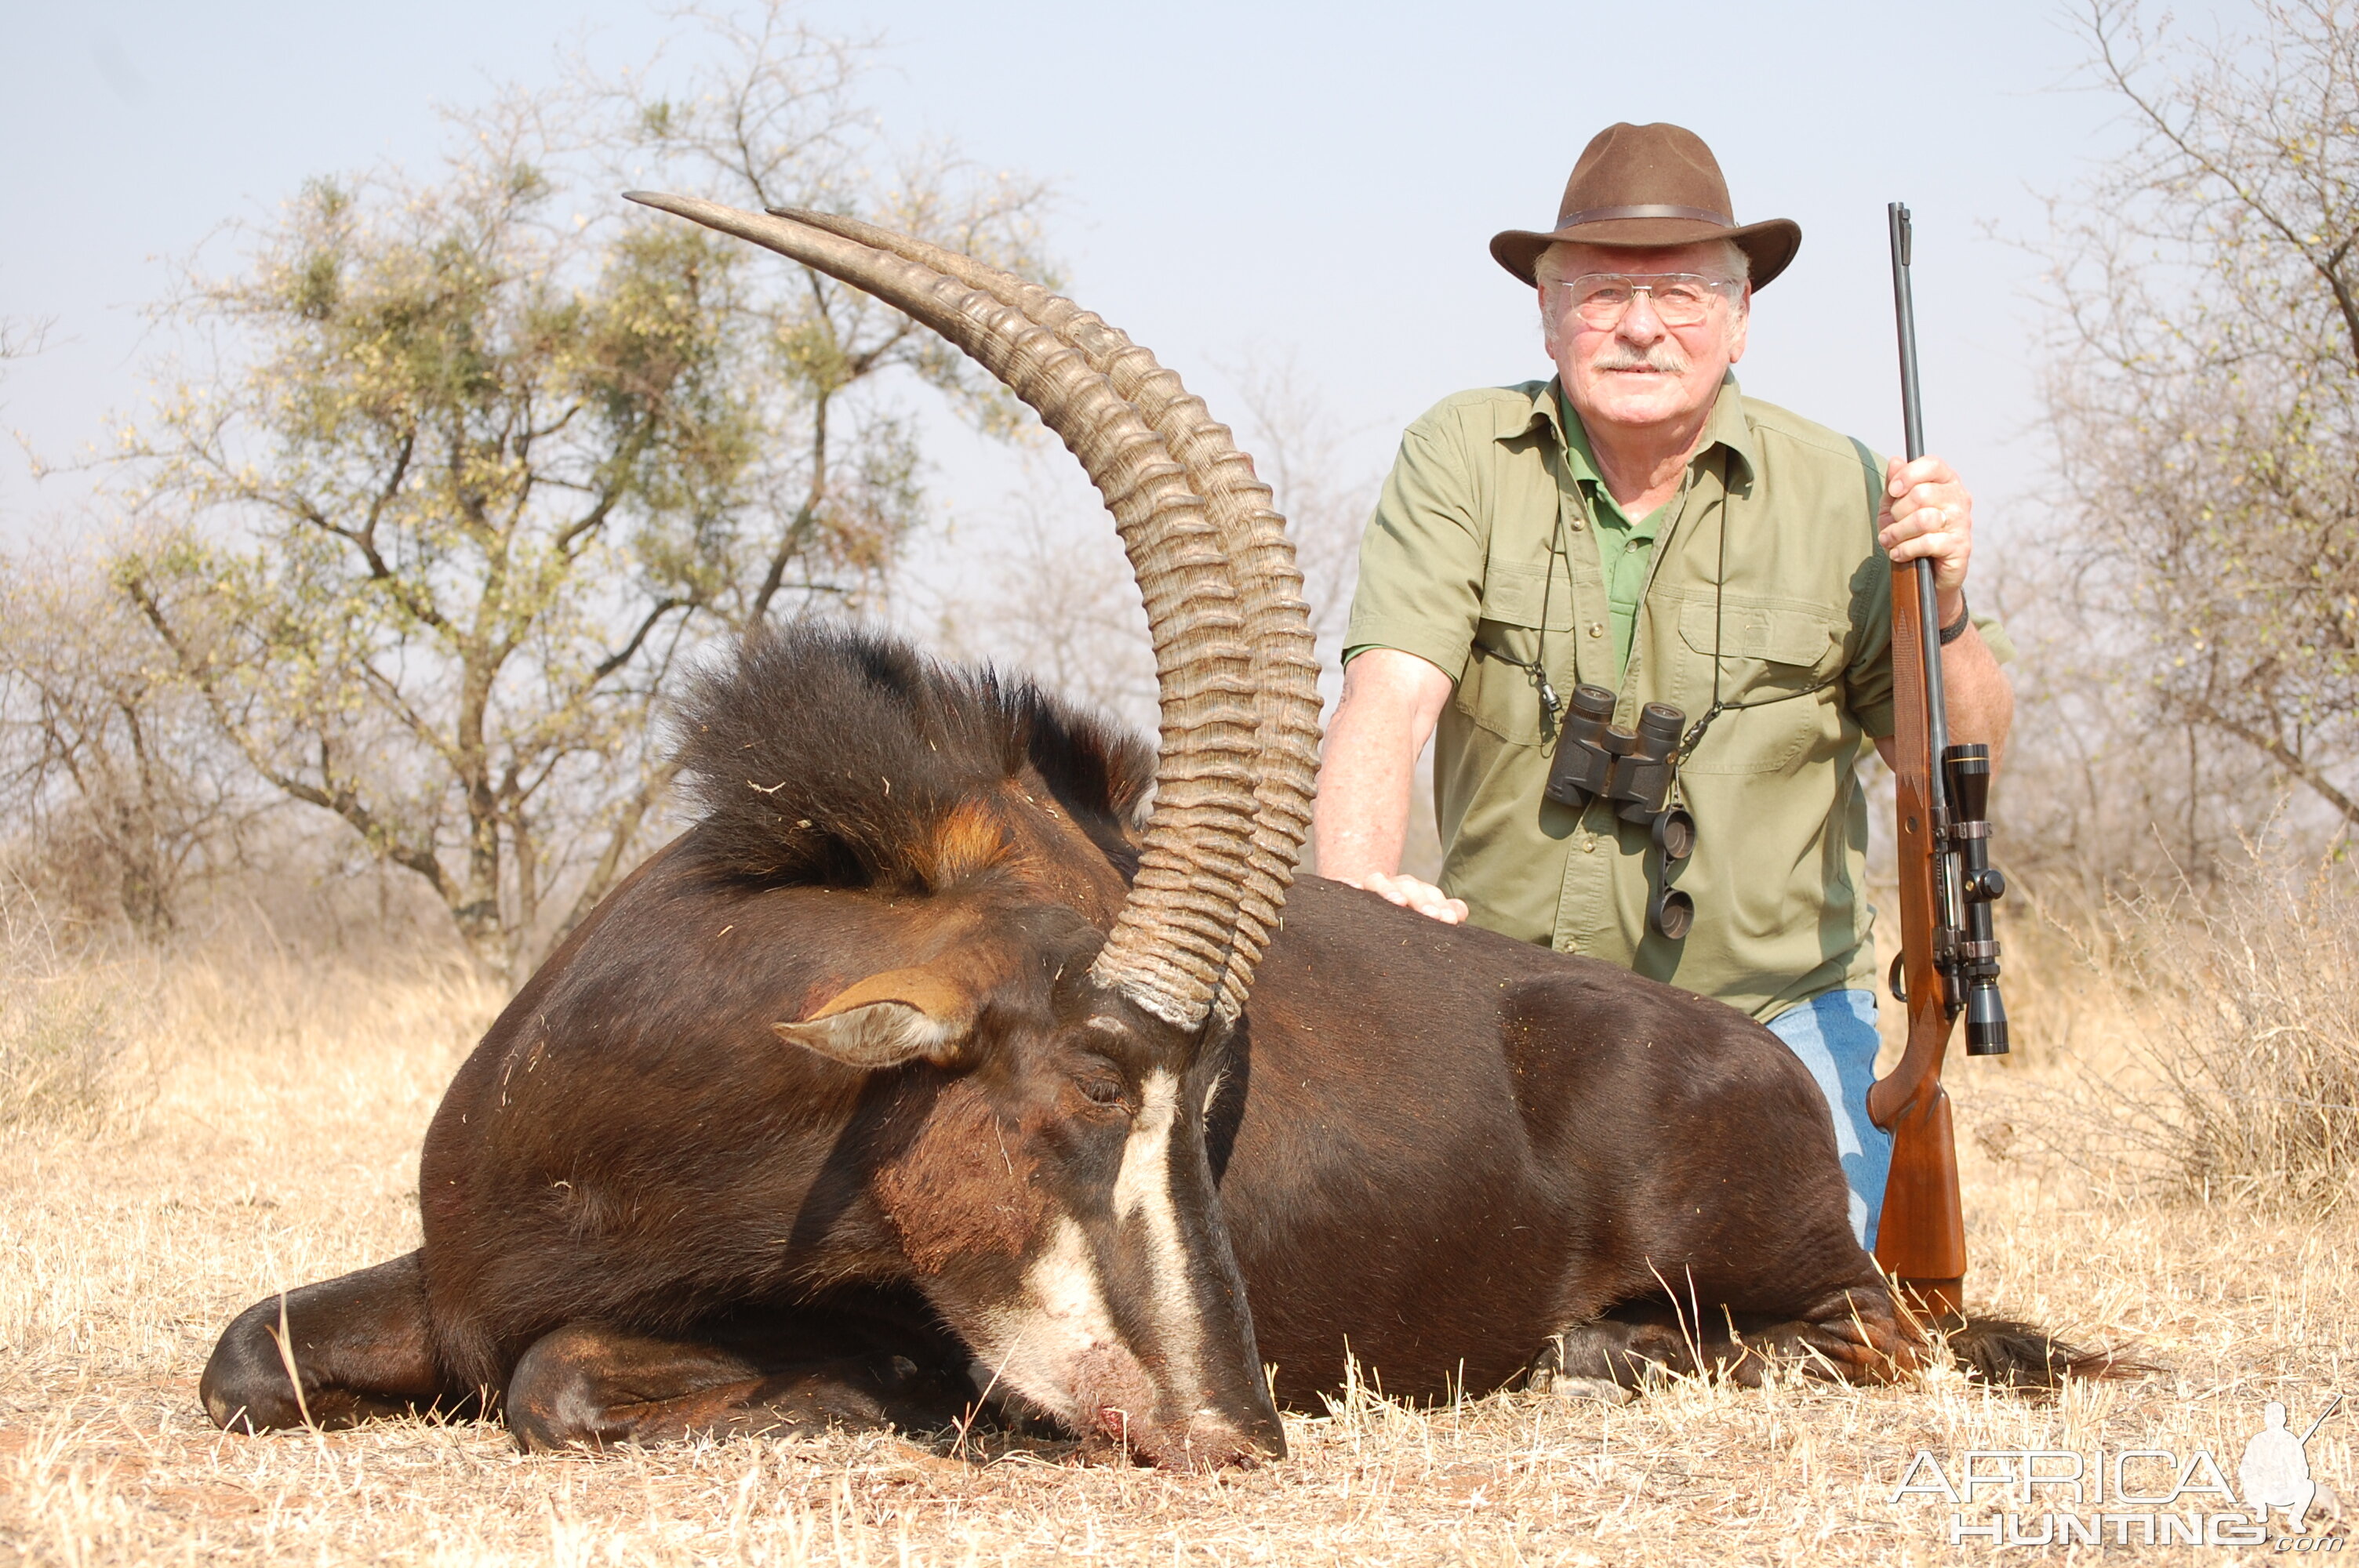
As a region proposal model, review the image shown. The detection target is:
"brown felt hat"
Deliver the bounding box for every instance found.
[1490,122,1802,290]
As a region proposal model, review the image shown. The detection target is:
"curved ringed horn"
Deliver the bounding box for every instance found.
[775,208,1320,1024]
[624,192,1303,1030]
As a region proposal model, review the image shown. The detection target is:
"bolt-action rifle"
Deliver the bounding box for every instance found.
[1867,203,2011,1319]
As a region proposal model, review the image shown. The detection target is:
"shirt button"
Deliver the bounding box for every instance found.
[1587,622,1605,638]
[1582,836,1597,853]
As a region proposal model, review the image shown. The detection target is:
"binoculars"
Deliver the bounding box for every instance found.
[1542,684,1696,938]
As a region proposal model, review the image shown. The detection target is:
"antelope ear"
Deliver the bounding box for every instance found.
[774,965,975,1069]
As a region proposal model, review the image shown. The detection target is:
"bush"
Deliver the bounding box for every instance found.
[2015,844,2359,1211]
[0,880,140,1131]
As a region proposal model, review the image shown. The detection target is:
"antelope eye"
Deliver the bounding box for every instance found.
[1076,1073,1126,1109]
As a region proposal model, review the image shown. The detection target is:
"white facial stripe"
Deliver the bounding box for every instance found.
[960,1072,1214,1441]
[1027,1218,1118,1341]
[1109,1069,1205,1402]
[974,1217,1122,1425]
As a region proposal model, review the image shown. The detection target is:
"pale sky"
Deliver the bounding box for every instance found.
[1,1,2174,572]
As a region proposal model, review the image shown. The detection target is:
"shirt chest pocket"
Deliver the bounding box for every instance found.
[1476,559,1578,631]
[1674,595,1852,775]
[1452,559,1577,746]
[1677,596,1846,670]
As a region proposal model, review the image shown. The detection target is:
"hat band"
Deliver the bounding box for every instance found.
[1554,202,1735,229]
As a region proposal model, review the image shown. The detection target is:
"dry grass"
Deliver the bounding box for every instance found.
[2,908,2354,1566]
[1990,851,2359,1213]
[0,883,148,1133]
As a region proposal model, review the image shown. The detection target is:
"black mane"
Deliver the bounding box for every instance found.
[673,623,1152,887]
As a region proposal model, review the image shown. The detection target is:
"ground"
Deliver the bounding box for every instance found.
[1,930,2352,1566]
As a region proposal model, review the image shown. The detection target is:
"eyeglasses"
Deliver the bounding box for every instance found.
[1549,273,1743,329]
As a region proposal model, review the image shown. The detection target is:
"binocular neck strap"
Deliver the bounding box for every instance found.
[1474,495,1583,741]
[1674,497,1845,764]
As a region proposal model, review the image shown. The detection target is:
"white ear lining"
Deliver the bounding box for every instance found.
[773,1001,964,1070]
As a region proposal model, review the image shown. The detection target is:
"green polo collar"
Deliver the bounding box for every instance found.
[1507,372,1760,488]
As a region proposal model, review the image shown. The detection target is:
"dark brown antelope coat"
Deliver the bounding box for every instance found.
[200,203,2087,1472]
[203,626,1913,1466]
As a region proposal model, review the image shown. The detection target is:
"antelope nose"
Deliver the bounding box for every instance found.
[1203,1387,1289,1465]
[1240,1406,1288,1463]
[1170,1410,1285,1472]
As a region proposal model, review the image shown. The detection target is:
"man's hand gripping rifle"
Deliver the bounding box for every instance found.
[1866,203,2011,1319]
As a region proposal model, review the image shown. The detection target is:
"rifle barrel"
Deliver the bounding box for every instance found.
[1887,202,1950,803]
[1890,204,1926,465]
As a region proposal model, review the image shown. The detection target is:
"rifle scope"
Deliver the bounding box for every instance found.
[1945,744,2008,1054]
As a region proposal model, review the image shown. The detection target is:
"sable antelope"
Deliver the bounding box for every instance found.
[201,201,2102,1472]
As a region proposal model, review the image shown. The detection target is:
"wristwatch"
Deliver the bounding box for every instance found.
[1938,596,1972,646]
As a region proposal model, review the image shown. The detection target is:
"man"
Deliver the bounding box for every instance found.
[1314,123,2013,1248]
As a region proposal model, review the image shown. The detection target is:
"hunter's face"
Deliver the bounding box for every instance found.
[1542,241,1750,441]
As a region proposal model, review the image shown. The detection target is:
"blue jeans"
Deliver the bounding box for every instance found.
[1764,989,1892,1251]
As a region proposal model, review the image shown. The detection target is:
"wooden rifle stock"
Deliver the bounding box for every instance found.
[1869,550,1966,1315]
[1866,203,1968,1318]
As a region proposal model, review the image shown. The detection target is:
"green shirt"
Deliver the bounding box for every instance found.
[1560,392,1666,684]
[1343,375,2012,1024]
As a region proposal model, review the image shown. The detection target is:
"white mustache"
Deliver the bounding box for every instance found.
[1590,345,1689,374]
